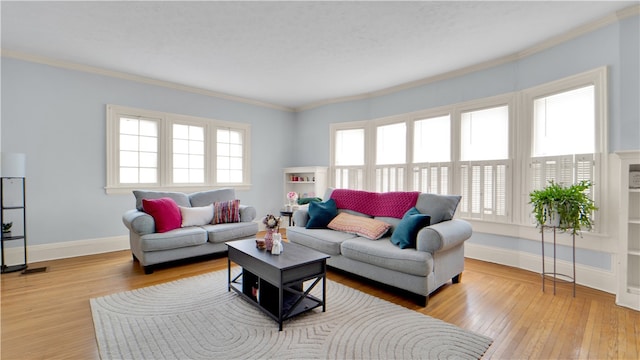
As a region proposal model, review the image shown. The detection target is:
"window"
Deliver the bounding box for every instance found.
[329,67,605,232]
[412,114,451,194]
[216,128,244,183]
[173,123,205,184]
[376,122,406,192]
[106,105,251,193]
[457,103,510,221]
[523,68,606,228]
[119,117,159,184]
[332,126,366,190]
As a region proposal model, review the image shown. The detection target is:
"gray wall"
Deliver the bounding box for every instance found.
[1,58,295,246]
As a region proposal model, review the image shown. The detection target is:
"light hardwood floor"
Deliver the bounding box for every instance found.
[2,243,639,359]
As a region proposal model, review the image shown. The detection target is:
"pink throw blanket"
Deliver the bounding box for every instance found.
[330,189,420,219]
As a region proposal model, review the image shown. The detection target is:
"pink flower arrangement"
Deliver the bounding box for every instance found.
[287,191,298,201]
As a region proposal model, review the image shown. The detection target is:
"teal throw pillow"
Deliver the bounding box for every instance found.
[391,207,431,249]
[306,199,338,229]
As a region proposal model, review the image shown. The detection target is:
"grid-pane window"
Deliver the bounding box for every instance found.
[217,128,244,183]
[119,117,158,184]
[107,104,250,193]
[173,124,204,183]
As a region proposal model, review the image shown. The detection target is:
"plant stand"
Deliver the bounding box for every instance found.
[541,225,575,297]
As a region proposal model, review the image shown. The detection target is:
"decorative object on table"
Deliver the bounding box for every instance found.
[287,191,298,207]
[271,233,283,255]
[2,222,12,234]
[529,180,598,235]
[262,214,281,251]
[255,238,266,250]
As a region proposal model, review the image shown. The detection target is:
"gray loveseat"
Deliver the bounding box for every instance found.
[122,188,258,274]
[286,188,471,305]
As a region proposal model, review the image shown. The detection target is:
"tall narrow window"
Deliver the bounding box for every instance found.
[412,115,451,194]
[376,123,406,192]
[173,124,205,183]
[334,128,365,189]
[217,128,244,183]
[119,117,158,184]
[459,105,509,220]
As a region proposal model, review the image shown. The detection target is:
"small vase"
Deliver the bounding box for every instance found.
[264,228,276,251]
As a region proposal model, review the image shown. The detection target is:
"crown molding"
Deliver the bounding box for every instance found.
[295,4,640,112]
[0,49,295,113]
[2,5,637,114]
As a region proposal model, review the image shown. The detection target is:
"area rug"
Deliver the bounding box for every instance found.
[90,269,492,359]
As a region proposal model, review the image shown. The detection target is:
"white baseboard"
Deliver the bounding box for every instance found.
[464,242,616,294]
[2,236,616,295]
[1,236,130,265]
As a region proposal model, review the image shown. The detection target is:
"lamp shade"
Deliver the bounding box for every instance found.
[1,153,26,178]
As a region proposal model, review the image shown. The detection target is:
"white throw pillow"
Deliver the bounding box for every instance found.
[179,204,214,227]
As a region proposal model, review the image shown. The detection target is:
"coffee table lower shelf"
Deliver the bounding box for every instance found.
[229,269,324,329]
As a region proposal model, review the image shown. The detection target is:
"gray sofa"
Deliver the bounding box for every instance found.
[286,188,472,305]
[122,188,258,274]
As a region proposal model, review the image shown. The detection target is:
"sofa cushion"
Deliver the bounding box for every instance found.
[139,226,208,252]
[201,222,259,244]
[189,188,236,207]
[134,190,191,211]
[212,199,241,224]
[329,189,420,218]
[306,199,338,229]
[328,213,390,240]
[415,193,461,225]
[142,198,182,233]
[179,204,214,227]
[391,207,431,249]
[340,238,433,277]
[287,226,357,256]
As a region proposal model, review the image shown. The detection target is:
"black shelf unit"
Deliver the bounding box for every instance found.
[1,177,27,273]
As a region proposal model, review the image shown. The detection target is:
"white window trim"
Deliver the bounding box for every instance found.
[329,66,607,238]
[106,104,251,194]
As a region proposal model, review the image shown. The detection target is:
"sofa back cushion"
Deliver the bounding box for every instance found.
[415,193,461,225]
[134,190,191,211]
[189,188,236,207]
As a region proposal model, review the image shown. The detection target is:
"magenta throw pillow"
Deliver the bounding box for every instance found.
[142,197,182,233]
[212,199,241,224]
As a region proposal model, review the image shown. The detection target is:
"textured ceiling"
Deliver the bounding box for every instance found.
[1,1,636,110]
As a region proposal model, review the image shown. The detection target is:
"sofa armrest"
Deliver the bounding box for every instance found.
[239,205,257,222]
[416,219,472,253]
[292,209,310,227]
[122,209,155,235]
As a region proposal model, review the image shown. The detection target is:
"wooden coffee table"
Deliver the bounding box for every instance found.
[226,239,330,331]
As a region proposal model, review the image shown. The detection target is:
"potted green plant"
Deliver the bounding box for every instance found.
[529,180,598,235]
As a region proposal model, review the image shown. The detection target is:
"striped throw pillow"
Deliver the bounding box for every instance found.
[212,199,241,224]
